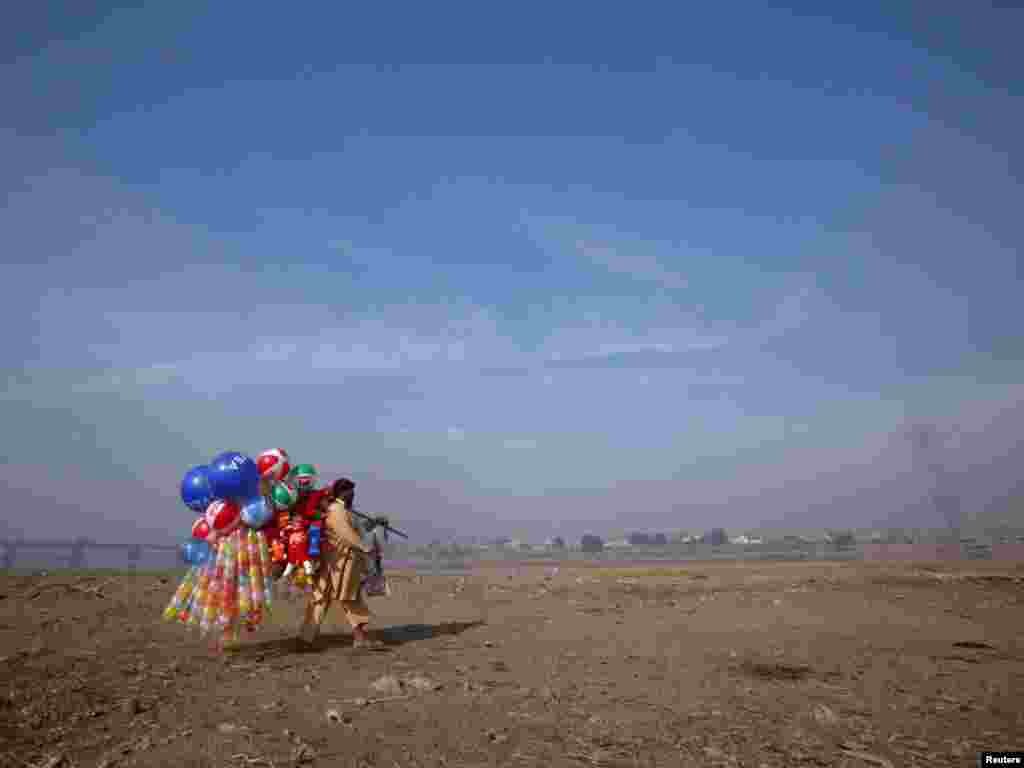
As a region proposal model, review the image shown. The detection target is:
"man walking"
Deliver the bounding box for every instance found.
[298,478,384,650]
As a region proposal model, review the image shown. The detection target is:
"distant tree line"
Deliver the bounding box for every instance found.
[399,527,867,560]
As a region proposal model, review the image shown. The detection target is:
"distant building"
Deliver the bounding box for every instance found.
[579,534,605,553]
[545,536,567,551]
[625,532,669,547]
[826,530,857,550]
[730,534,762,545]
[703,528,727,547]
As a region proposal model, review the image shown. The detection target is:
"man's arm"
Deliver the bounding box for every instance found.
[323,500,372,553]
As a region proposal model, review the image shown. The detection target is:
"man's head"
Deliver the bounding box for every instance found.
[331,477,356,507]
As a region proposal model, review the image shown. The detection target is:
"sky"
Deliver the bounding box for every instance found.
[2,2,1022,545]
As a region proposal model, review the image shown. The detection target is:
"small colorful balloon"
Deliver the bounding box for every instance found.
[180,539,212,566]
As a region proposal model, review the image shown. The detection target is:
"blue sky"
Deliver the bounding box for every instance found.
[2,2,1021,543]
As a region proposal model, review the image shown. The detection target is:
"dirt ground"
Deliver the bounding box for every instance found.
[1,560,1022,767]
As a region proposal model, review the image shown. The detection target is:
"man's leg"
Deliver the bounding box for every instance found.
[340,598,382,647]
[299,569,335,645]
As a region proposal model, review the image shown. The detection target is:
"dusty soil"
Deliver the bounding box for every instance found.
[1,560,1022,767]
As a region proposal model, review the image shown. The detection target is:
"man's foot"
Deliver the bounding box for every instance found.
[299,623,319,646]
[352,624,385,649]
[353,638,386,649]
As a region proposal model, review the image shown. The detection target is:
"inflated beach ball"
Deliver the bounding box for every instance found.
[191,516,211,541]
[289,463,318,492]
[270,481,299,511]
[241,495,274,529]
[205,498,241,534]
[180,539,213,567]
[207,451,260,501]
[256,448,291,482]
[180,465,214,513]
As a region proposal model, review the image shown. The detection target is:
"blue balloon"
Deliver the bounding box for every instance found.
[180,539,212,566]
[241,495,273,529]
[207,451,260,501]
[180,465,214,513]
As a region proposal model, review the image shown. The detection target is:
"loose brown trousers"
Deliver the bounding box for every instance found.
[299,499,372,644]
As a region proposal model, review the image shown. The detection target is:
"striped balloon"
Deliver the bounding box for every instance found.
[256,448,291,482]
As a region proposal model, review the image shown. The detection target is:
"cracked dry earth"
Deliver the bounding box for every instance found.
[1,560,1022,767]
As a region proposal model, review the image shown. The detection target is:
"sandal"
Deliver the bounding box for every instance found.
[353,636,386,649]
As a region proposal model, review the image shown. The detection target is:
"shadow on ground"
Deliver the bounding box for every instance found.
[379,620,485,646]
[236,620,486,657]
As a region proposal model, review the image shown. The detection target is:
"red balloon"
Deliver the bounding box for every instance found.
[205,499,241,532]
[256,449,291,481]
[287,526,310,565]
[191,517,211,541]
[297,488,330,521]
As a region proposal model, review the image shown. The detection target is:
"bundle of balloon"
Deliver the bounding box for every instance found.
[164,447,349,649]
[264,462,331,599]
[164,450,279,651]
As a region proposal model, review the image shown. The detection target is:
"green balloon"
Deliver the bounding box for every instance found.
[289,463,318,491]
[270,482,298,511]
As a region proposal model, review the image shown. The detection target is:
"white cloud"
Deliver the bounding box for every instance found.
[517,216,819,363]
[63,284,798,400]
[537,313,729,364]
[574,238,690,290]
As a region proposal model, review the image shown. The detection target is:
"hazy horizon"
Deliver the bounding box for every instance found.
[2,4,1021,547]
